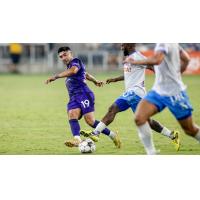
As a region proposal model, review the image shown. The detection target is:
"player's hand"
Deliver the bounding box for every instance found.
[94,80,104,87]
[45,76,57,84]
[106,78,115,84]
[123,57,135,64]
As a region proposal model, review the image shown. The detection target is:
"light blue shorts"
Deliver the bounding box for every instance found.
[144,90,193,120]
[115,91,142,113]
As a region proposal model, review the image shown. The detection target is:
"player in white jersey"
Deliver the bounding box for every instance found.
[124,43,200,154]
[81,43,180,151]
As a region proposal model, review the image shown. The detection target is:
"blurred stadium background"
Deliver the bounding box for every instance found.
[1,43,200,74]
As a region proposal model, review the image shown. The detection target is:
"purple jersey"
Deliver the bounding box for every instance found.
[65,58,92,97]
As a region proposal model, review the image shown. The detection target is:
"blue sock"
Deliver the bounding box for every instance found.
[69,119,80,136]
[91,120,110,136]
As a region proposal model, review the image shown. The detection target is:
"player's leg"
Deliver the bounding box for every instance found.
[148,118,180,151]
[178,116,200,141]
[167,90,200,141]
[135,98,158,154]
[83,111,121,148]
[65,105,82,147]
[148,119,180,140]
[101,103,122,125]
[131,90,180,151]
[84,109,119,135]
[149,119,171,137]
[134,90,167,154]
[93,94,130,134]
[81,95,130,147]
[85,103,121,139]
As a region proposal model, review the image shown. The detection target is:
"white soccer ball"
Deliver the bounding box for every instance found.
[78,138,96,153]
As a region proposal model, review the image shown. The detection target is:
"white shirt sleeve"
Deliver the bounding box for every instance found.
[155,43,169,54]
[178,44,184,52]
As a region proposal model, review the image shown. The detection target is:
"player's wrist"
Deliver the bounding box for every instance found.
[93,79,98,84]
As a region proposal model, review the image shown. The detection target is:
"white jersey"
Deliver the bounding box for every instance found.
[124,51,147,98]
[152,43,186,96]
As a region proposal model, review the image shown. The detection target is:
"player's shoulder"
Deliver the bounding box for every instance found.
[70,58,84,68]
[130,51,146,60]
[71,57,81,64]
[154,43,170,54]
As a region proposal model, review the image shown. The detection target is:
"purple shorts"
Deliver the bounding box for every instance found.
[67,92,95,116]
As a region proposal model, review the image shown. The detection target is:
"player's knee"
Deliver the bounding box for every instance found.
[102,104,118,124]
[135,114,146,126]
[68,111,79,120]
[85,118,95,127]
[108,104,118,116]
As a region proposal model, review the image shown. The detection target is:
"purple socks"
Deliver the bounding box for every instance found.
[69,119,80,136]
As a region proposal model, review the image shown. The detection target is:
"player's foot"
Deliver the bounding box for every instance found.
[171,130,180,151]
[111,131,121,148]
[147,149,159,155]
[80,130,99,142]
[64,138,81,147]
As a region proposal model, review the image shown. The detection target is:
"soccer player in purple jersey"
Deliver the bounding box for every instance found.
[45,47,121,148]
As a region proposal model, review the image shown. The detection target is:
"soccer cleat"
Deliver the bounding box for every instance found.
[80,130,99,142]
[112,131,121,148]
[171,130,180,151]
[64,138,81,147]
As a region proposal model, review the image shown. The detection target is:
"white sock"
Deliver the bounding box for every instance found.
[194,128,200,142]
[109,131,116,139]
[161,127,173,139]
[93,122,107,135]
[74,136,81,142]
[137,122,157,155]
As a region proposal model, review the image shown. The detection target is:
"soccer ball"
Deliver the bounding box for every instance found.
[78,138,96,153]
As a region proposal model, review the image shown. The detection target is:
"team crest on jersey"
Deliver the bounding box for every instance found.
[124,65,131,72]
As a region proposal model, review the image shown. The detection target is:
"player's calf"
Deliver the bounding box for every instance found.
[183,126,200,141]
[149,119,181,151]
[102,104,119,125]
[178,117,200,140]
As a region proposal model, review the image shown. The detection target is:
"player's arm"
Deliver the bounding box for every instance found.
[146,65,155,72]
[124,52,165,66]
[106,75,124,84]
[45,66,78,84]
[86,72,104,87]
[180,47,190,73]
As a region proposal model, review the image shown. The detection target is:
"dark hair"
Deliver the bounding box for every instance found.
[122,43,136,56]
[57,46,71,54]
[122,43,136,48]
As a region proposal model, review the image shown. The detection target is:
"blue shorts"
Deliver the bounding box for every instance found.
[144,90,193,120]
[115,91,142,113]
[67,92,95,116]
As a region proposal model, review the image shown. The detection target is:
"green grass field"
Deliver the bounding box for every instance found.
[0,73,200,155]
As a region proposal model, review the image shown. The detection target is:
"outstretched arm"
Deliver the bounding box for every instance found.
[45,66,78,84]
[180,48,190,73]
[124,51,165,66]
[106,75,124,84]
[86,72,104,87]
[146,65,155,72]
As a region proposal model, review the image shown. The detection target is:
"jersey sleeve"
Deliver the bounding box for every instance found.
[70,58,81,70]
[178,44,184,53]
[132,53,147,68]
[155,43,169,54]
